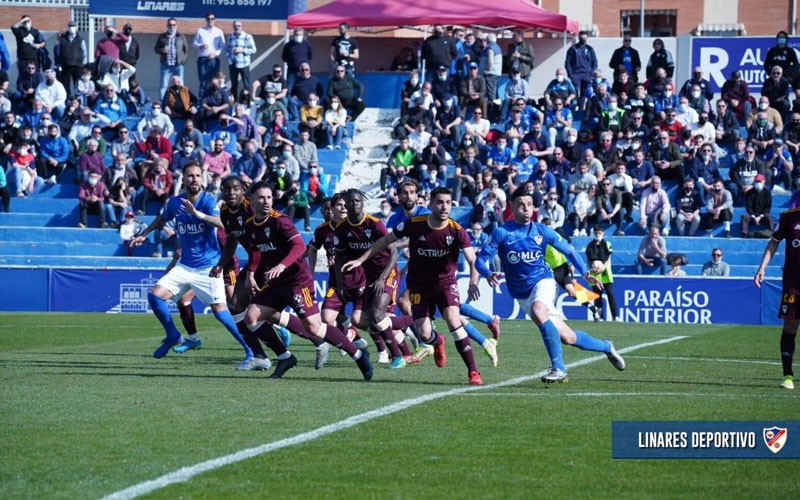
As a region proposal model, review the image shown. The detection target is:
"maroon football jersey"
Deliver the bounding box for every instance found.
[220,198,255,249]
[772,207,800,293]
[392,215,471,289]
[244,208,312,288]
[311,220,337,276]
[215,226,239,270]
[334,215,390,282]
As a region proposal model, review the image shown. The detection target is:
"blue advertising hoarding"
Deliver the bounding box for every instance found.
[88,0,305,20]
[691,36,800,94]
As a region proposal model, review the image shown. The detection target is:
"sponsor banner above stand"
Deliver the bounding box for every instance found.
[88,0,304,20]
[691,36,800,94]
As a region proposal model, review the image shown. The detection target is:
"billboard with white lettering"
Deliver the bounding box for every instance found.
[691,36,800,94]
[88,0,304,20]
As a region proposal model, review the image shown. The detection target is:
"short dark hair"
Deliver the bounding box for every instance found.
[249,180,272,195]
[398,179,420,192]
[510,185,534,202]
[182,160,201,175]
[430,186,452,200]
[221,175,244,190]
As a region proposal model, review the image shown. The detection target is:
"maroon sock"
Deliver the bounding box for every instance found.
[322,324,358,357]
[238,321,267,358]
[390,315,414,330]
[285,313,323,346]
[370,332,387,352]
[398,338,412,356]
[253,321,287,357]
[431,332,445,346]
[178,302,196,335]
[381,326,402,357]
[454,337,478,372]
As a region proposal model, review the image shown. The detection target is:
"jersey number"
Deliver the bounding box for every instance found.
[782,293,796,304]
[409,293,422,305]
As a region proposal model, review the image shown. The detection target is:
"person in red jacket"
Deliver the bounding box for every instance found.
[134,125,172,179]
[136,158,173,215]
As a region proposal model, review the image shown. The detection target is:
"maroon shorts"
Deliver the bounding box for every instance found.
[408,281,461,320]
[779,291,800,320]
[322,286,366,312]
[365,267,399,310]
[252,278,320,318]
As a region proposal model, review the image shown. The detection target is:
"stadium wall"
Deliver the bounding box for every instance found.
[0,267,783,326]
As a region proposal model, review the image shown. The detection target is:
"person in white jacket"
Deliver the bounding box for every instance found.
[35,69,67,121]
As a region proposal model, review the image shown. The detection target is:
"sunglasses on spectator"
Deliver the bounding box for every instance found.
[168,23,177,27]
[206,16,215,20]
[712,253,722,257]
[745,150,755,154]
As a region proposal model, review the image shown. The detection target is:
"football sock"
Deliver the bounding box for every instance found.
[390,315,415,330]
[239,321,267,358]
[376,317,402,357]
[573,330,611,353]
[463,320,487,345]
[460,303,493,324]
[284,313,323,346]
[538,319,566,371]
[393,331,412,356]
[147,293,181,341]
[213,309,253,358]
[454,337,478,372]
[780,331,796,377]
[177,302,197,335]
[370,332,387,352]
[319,323,359,358]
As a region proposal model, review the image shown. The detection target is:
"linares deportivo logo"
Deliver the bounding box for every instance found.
[763,426,788,454]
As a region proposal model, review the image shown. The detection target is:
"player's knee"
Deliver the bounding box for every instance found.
[313,322,327,339]
[278,310,291,329]
[450,326,467,341]
[531,302,550,323]
[246,320,265,332]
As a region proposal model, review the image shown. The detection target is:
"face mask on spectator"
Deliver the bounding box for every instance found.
[294,35,303,43]
[755,182,764,190]
[556,74,565,83]
[68,26,77,36]
[277,168,286,176]
[114,162,125,170]
[331,102,339,109]
[89,177,98,186]
[609,102,618,110]
[380,208,391,217]
[152,108,161,116]
[22,21,31,30]
[282,150,291,158]
[410,77,418,85]
[758,118,767,126]
[42,119,51,127]
[184,146,194,154]
[309,99,318,107]
[310,167,317,175]
[267,97,275,105]
[691,91,701,99]
[664,90,673,98]
[759,102,769,111]
[679,103,687,112]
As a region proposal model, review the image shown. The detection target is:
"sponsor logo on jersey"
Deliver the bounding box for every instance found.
[176,221,205,235]
[365,229,372,239]
[264,227,271,239]
[506,249,542,264]
[418,235,426,241]
[418,248,450,257]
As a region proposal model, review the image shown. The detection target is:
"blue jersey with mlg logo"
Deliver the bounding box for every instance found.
[476,220,587,299]
[163,192,221,269]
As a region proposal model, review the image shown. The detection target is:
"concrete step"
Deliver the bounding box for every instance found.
[0,254,173,268]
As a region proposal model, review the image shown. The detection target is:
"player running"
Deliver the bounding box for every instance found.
[344,187,485,385]
[470,186,626,383]
[130,162,253,366]
[242,182,373,380]
[754,206,800,390]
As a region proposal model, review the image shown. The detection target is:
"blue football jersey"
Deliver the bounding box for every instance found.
[162,192,221,269]
[476,220,588,299]
[386,205,430,230]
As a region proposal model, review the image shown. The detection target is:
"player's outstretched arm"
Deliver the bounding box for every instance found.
[130,213,164,247]
[181,198,222,228]
[211,236,238,278]
[463,246,481,301]
[754,238,779,288]
[341,232,398,272]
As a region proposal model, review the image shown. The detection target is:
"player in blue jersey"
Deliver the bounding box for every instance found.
[471,185,626,382]
[131,162,254,366]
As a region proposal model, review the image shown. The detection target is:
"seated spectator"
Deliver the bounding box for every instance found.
[119,211,145,255]
[327,64,365,121]
[673,177,702,236]
[67,107,110,150]
[537,193,568,240]
[701,247,730,277]
[626,84,656,124]
[691,112,716,149]
[124,78,149,115]
[636,224,667,275]
[701,179,733,237]
[512,143,538,179]
[543,68,577,111]
[544,97,572,147]
[0,166,8,212]
[198,72,230,128]
[434,95,462,151]
[501,67,529,119]
[78,138,104,183]
[721,69,752,119]
[386,165,411,205]
[687,142,721,205]
[254,63,289,110]
[14,62,43,112]
[598,94,627,141]
[612,70,636,99]
[649,130,683,182]
[134,125,172,180]
[99,59,136,93]
[377,199,393,224]
[728,144,765,205]
[679,67,714,102]
[431,65,457,106]
[255,91,287,130]
[267,158,294,203]
[666,253,687,277]
[675,96,698,129]
[585,81,610,131]
[78,170,108,228]
[418,133,448,179]
[476,173,508,209]
[470,190,503,233]
[782,112,800,158]
[76,68,96,108]
[566,161,597,211]
[400,70,421,116]
[686,84,711,116]
[458,62,487,118]
[299,93,324,144]
[530,159,557,198]
[285,180,311,231]
[765,139,794,193]
[208,113,241,158]
[102,152,139,199]
[137,158,172,214]
[486,136,513,172]
[35,69,67,121]
[748,97,783,136]
[595,177,623,232]
[161,75,198,120]
[582,148,606,182]
[323,96,348,149]
[408,120,432,154]
[201,138,232,185]
[279,142,300,181]
[712,100,740,149]
[7,140,41,197]
[761,66,791,120]
[37,123,69,185]
[111,125,137,159]
[454,145,484,206]
[790,176,800,209]
[293,128,318,180]
[136,102,174,139]
[169,139,202,193]
[153,216,178,258]
[639,175,671,234]
[569,183,598,236]
[106,177,135,228]
[467,221,500,270]
[420,168,443,198]
[741,174,774,237]
[0,112,22,152]
[93,84,127,135]
[78,125,107,157]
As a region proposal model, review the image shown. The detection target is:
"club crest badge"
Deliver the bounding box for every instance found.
[534,235,543,245]
[764,427,787,454]
[445,235,454,246]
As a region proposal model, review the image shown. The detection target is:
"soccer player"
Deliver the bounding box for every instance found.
[754,207,800,390]
[242,182,373,380]
[130,162,254,366]
[470,186,626,383]
[344,187,485,386]
[334,189,414,369]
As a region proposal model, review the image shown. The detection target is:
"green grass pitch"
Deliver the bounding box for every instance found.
[0,313,797,499]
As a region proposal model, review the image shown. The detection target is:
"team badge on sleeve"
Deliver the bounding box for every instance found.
[764,427,788,454]
[534,235,543,245]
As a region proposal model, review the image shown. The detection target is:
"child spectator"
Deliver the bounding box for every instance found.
[76,68,96,107]
[286,180,311,231]
[8,140,40,197]
[119,210,145,256]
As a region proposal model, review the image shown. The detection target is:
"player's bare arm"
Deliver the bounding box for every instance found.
[210,236,238,278]
[130,213,165,247]
[181,198,223,228]
[463,246,481,301]
[372,241,400,294]
[342,232,398,272]
[755,238,779,288]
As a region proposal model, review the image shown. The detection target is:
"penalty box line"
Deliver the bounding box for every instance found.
[101,335,688,500]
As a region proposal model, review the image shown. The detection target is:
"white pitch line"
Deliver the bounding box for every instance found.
[627,355,780,366]
[464,392,794,399]
[100,336,687,500]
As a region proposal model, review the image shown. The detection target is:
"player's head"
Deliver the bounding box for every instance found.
[398,179,420,211]
[343,189,366,220]
[321,197,333,222]
[429,187,452,222]
[182,161,203,196]
[510,185,535,224]
[248,181,273,216]
[331,193,347,222]
[221,175,246,208]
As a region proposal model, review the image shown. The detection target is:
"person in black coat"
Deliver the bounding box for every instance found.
[609,36,641,82]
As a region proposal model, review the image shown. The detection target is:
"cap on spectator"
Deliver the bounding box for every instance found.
[755,173,765,182]
[510,67,520,75]
[68,20,77,27]
[469,62,478,69]
[438,65,448,71]
[125,211,134,218]
[775,138,784,145]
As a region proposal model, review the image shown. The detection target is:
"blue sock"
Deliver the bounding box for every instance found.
[573,330,611,353]
[538,319,566,371]
[214,309,254,357]
[148,293,181,341]
[463,320,487,345]
[460,303,493,325]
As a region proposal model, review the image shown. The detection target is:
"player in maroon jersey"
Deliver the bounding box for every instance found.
[755,207,800,390]
[243,181,373,380]
[343,187,484,386]
[333,189,415,369]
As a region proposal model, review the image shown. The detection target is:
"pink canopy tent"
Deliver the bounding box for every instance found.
[287,0,579,34]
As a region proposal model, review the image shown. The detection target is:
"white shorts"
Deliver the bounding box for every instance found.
[516,278,561,319]
[156,262,227,305]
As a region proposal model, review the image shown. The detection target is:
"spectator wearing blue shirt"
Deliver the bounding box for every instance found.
[0,31,11,72]
[544,97,573,147]
[765,138,794,192]
[281,28,313,94]
[512,144,538,179]
[521,121,554,160]
[687,143,721,205]
[208,114,240,159]
[37,123,70,184]
[93,84,127,133]
[231,140,266,184]
[531,159,557,196]
[543,68,577,111]
[626,149,655,198]
[486,136,513,171]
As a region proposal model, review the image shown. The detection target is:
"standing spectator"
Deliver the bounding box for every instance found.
[565,31,598,110]
[506,30,534,78]
[609,35,641,82]
[586,226,620,321]
[226,21,256,100]
[330,22,359,75]
[480,33,503,103]
[193,13,225,98]
[282,28,312,93]
[10,14,45,70]
[78,171,107,228]
[422,24,457,82]
[741,174,774,237]
[0,30,10,73]
[162,75,197,121]
[639,175,671,235]
[37,123,69,184]
[701,248,730,277]
[35,69,66,121]
[154,18,189,99]
[674,177,702,236]
[645,38,674,79]
[54,21,86,98]
[118,24,139,67]
[702,179,734,237]
[327,65,365,121]
[95,25,128,61]
[763,31,800,103]
[637,225,667,275]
